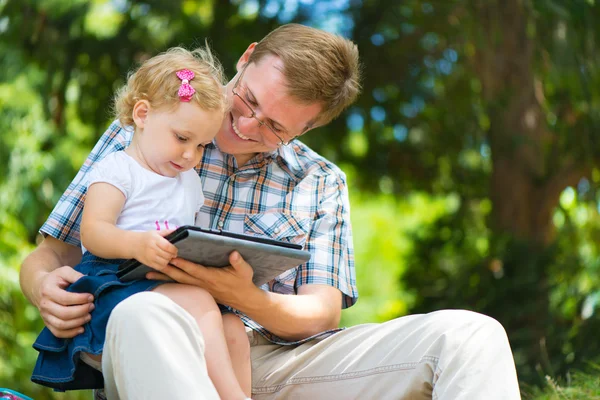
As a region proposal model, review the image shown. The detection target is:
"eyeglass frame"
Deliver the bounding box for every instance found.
[231,64,302,146]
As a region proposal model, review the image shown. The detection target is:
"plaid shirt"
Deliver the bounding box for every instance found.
[42,121,358,345]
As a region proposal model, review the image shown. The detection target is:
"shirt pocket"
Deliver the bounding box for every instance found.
[244,211,311,247]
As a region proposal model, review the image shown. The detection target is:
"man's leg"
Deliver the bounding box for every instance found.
[102,292,220,400]
[250,310,520,400]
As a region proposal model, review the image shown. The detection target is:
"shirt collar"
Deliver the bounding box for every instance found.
[274,141,304,173]
[208,138,304,173]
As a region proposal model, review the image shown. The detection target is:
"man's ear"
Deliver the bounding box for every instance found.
[235,42,257,72]
[132,100,150,128]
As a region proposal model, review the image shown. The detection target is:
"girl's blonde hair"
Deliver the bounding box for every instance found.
[114,45,226,127]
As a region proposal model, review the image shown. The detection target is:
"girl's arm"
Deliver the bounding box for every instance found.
[81,183,177,269]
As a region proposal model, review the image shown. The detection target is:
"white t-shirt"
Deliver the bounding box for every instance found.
[84,151,203,253]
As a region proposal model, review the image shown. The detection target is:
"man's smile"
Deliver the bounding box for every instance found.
[230,114,253,141]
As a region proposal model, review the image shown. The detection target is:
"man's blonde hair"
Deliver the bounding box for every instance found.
[248,23,361,127]
[114,45,226,127]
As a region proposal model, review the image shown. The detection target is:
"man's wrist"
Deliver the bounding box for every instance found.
[228,283,268,314]
[30,271,50,308]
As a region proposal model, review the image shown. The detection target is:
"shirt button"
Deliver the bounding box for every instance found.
[217,221,224,228]
[273,227,280,234]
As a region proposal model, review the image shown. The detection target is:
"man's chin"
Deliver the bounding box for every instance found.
[214,136,261,165]
[214,135,235,153]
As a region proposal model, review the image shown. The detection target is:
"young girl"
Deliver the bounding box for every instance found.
[31,46,252,400]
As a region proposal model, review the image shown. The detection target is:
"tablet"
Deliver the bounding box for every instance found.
[117,225,311,286]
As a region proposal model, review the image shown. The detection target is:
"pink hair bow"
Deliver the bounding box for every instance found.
[176,69,195,102]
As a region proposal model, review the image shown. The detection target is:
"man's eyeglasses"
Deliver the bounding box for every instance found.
[231,65,299,147]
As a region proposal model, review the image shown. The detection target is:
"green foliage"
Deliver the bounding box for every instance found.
[0,209,89,398]
[339,0,600,387]
[523,363,600,399]
[2,0,600,396]
[341,189,457,327]
[400,192,600,384]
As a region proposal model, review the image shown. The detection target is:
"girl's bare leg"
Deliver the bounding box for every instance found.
[222,313,252,397]
[153,283,247,400]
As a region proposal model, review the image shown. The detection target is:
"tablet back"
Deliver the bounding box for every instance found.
[118,229,311,286]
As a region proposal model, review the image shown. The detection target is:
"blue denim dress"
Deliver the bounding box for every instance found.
[31,252,163,391]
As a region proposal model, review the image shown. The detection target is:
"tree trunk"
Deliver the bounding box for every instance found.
[473,0,552,245]
[470,0,591,379]
[473,0,589,245]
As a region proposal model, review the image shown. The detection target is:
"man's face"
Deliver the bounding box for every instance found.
[215,49,322,165]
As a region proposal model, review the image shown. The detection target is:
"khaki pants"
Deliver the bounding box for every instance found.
[102,292,521,400]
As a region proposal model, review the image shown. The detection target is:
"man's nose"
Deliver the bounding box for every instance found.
[238,114,263,132]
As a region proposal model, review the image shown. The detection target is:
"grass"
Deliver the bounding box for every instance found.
[522,367,600,400]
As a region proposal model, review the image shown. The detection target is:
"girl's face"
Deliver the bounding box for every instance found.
[132,101,224,178]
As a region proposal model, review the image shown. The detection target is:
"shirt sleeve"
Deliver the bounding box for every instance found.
[40,121,134,246]
[88,153,132,199]
[295,172,358,308]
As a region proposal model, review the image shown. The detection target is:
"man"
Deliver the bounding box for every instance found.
[20,24,521,399]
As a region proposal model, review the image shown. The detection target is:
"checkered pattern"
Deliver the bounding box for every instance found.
[42,121,358,345]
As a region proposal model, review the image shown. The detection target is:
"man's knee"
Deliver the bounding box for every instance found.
[429,310,511,354]
[433,309,506,330]
[109,291,179,333]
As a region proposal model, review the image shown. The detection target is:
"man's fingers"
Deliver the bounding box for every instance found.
[46,286,93,307]
[147,268,194,284]
[55,266,86,286]
[42,301,93,321]
[46,312,90,331]
[229,251,246,268]
[41,266,92,306]
[171,257,206,273]
[229,251,254,280]
[144,271,172,281]
[48,325,86,339]
[43,313,89,338]
[148,261,203,285]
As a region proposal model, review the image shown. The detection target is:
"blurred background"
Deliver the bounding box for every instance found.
[2,0,600,398]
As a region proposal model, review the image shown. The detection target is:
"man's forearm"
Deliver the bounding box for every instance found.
[21,247,60,306]
[229,285,341,341]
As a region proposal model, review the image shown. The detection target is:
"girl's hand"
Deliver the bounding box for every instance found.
[133,230,178,271]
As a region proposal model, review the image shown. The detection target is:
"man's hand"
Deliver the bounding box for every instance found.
[20,237,91,339]
[147,251,343,341]
[132,230,178,272]
[146,251,255,307]
[37,266,95,338]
